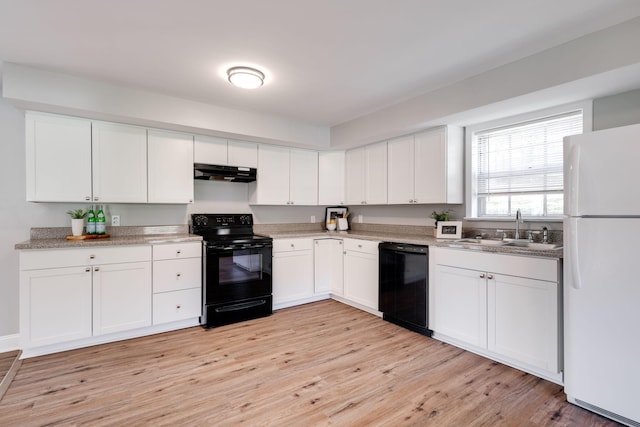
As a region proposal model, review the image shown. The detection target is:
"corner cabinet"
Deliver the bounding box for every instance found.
[147,129,194,203]
[249,145,318,205]
[429,247,562,383]
[345,142,387,205]
[387,126,463,204]
[342,238,380,313]
[314,238,344,296]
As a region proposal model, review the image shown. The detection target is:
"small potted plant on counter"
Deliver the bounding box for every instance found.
[66,208,88,236]
[431,210,450,237]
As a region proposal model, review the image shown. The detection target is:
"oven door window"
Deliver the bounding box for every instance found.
[220,250,263,285]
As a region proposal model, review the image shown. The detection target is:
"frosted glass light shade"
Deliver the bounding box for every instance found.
[227,67,265,89]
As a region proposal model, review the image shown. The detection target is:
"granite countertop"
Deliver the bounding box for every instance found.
[15,225,202,250]
[260,228,563,259]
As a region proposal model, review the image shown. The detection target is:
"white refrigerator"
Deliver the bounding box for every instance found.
[564,123,640,426]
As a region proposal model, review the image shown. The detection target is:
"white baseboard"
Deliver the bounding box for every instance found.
[0,334,20,353]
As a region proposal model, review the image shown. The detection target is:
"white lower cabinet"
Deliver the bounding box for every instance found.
[93,261,152,335]
[19,246,152,350]
[152,242,202,324]
[314,238,344,295]
[19,242,203,357]
[272,238,316,308]
[430,247,561,383]
[342,238,380,312]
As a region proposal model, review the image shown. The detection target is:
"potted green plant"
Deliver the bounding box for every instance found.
[66,208,88,236]
[431,210,450,237]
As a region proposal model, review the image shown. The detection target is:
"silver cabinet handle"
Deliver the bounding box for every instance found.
[85,196,91,201]
[94,197,99,201]
[176,250,182,255]
[176,304,182,310]
[480,273,486,278]
[94,267,100,272]
[487,274,494,280]
[89,254,95,259]
[358,244,362,248]
[290,244,295,248]
[85,267,91,272]
[176,272,182,278]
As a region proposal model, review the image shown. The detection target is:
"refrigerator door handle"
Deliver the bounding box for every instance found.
[567,218,583,289]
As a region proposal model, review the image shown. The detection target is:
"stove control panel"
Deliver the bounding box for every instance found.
[191,213,254,228]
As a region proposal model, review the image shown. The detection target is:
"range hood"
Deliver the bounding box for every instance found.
[194,163,257,183]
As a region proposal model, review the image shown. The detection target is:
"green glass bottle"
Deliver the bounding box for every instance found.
[96,205,106,235]
[86,206,96,235]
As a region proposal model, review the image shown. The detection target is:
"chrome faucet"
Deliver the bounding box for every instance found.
[515,209,523,240]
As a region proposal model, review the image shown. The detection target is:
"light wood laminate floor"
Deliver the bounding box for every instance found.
[0,300,618,426]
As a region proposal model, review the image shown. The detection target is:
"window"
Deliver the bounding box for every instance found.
[467,103,590,219]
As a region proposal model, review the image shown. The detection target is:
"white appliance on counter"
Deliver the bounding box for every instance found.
[564,123,640,426]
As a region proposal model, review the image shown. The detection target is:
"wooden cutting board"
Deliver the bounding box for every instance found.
[66,234,111,240]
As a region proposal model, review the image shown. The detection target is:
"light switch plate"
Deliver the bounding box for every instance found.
[111,215,121,226]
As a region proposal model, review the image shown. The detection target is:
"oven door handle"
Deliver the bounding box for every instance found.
[215,299,268,313]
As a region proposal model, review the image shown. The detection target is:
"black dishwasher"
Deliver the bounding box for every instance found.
[378,242,431,336]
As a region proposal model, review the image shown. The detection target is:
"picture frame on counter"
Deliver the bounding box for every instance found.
[436,221,462,239]
[325,206,348,224]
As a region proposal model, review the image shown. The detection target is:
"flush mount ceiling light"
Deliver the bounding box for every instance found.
[227,66,265,89]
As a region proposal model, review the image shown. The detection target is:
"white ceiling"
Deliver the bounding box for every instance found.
[1,0,640,127]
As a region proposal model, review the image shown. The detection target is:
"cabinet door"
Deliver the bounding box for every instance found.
[228,139,258,168]
[431,264,487,348]
[365,142,388,204]
[413,128,445,203]
[387,135,415,204]
[93,262,152,335]
[194,135,227,165]
[290,149,318,205]
[343,250,378,310]
[92,121,147,203]
[318,151,345,205]
[252,145,290,204]
[345,148,365,205]
[488,274,559,372]
[25,113,92,202]
[314,239,344,295]
[20,266,93,347]
[148,129,194,203]
[273,250,314,306]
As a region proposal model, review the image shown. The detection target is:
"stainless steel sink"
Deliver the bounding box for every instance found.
[503,240,563,250]
[453,238,508,246]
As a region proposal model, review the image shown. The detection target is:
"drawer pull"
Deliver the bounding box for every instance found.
[176,272,182,278]
[94,267,100,272]
[176,304,182,310]
[290,244,294,248]
[358,244,362,248]
[85,267,91,272]
[89,254,95,259]
[176,250,182,255]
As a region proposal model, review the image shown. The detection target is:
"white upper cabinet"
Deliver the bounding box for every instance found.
[249,145,318,205]
[388,126,463,204]
[91,121,147,203]
[318,151,345,206]
[194,135,257,168]
[26,112,92,202]
[345,141,387,205]
[147,129,194,204]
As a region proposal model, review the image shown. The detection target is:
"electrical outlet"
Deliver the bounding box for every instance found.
[310,215,316,223]
[111,215,121,226]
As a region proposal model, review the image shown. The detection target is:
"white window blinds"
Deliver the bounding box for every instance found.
[473,110,583,217]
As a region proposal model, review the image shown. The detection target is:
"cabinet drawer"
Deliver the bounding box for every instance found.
[153,242,202,260]
[153,258,202,293]
[273,238,313,253]
[344,238,379,254]
[20,245,151,270]
[153,288,201,324]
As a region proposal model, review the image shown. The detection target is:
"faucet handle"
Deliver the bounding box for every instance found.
[496,229,508,240]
